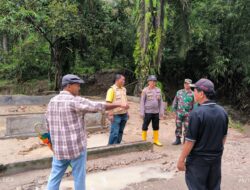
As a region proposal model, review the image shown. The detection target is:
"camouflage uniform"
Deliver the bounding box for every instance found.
[172,89,194,137]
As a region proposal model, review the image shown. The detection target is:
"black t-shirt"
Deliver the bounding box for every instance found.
[186,100,228,158]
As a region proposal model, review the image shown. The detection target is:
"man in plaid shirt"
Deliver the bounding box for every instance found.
[46,74,129,190]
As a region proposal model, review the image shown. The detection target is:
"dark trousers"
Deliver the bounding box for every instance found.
[142,113,159,131]
[185,156,221,190]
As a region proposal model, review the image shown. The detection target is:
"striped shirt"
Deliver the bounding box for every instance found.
[45,91,105,160]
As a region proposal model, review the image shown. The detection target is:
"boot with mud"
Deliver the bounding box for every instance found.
[172,137,181,145]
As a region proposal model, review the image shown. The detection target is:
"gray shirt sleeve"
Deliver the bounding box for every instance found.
[159,95,165,116]
[140,89,146,116]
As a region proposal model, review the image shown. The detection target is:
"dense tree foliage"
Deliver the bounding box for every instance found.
[162,0,250,109]
[0,0,135,89]
[0,0,249,110]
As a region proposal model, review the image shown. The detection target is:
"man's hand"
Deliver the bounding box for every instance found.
[121,103,129,109]
[108,114,114,122]
[140,114,144,119]
[177,158,186,171]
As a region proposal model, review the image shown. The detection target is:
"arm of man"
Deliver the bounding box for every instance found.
[177,141,195,171]
[104,103,128,110]
[172,92,178,112]
[223,112,229,145]
[106,87,115,117]
[140,89,146,118]
[106,88,114,103]
[159,90,165,119]
[75,97,128,113]
[177,111,199,171]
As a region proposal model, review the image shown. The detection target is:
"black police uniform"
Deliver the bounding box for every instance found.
[185,100,228,190]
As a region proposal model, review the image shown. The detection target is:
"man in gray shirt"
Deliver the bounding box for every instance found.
[140,75,165,146]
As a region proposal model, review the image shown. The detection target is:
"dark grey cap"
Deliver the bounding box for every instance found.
[62,74,84,86]
[193,78,214,92]
[147,75,157,81]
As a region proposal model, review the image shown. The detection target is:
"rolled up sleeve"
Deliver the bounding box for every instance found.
[140,91,146,116]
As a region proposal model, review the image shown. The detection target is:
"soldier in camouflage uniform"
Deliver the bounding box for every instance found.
[172,79,194,145]
[140,75,165,146]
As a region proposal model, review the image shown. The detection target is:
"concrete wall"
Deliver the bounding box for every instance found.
[0,95,140,106]
[0,112,105,138]
[0,141,153,176]
[0,95,141,138]
[0,95,55,105]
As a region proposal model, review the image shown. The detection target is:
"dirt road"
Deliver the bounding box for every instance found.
[0,100,250,190]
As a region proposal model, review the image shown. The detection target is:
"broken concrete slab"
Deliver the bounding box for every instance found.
[0,141,153,176]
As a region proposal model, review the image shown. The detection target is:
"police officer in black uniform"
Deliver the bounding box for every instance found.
[177,78,228,190]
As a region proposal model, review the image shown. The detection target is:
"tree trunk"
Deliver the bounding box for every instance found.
[133,0,168,95]
[2,33,8,52]
[133,77,146,96]
[51,44,62,91]
[49,37,73,91]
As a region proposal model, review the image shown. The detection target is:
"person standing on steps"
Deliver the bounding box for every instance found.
[172,79,194,145]
[106,74,129,145]
[46,74,129,190]
[140,75,165,146]
[177,78,228,190]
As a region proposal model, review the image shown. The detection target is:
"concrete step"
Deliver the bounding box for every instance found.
[0,141,153,176]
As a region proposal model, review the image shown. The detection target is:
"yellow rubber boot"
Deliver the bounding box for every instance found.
[153,130,163,146]
[142,130,147,141]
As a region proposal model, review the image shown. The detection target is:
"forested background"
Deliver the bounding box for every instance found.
[0,0,249,111]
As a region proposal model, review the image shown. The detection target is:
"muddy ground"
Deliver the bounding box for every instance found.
[0,100,250,190]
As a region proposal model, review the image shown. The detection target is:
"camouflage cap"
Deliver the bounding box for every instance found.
[147,75,157,81]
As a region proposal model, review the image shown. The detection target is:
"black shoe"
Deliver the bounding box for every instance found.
[172,137,181,145]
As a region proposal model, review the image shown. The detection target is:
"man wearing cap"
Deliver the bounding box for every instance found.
[46,74,129,190]
[140,75,165,146]
[172,79,194,145]
[177,78,228,190]
[106,74,129,145]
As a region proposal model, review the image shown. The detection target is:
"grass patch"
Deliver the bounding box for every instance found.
[229,117,244,132]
